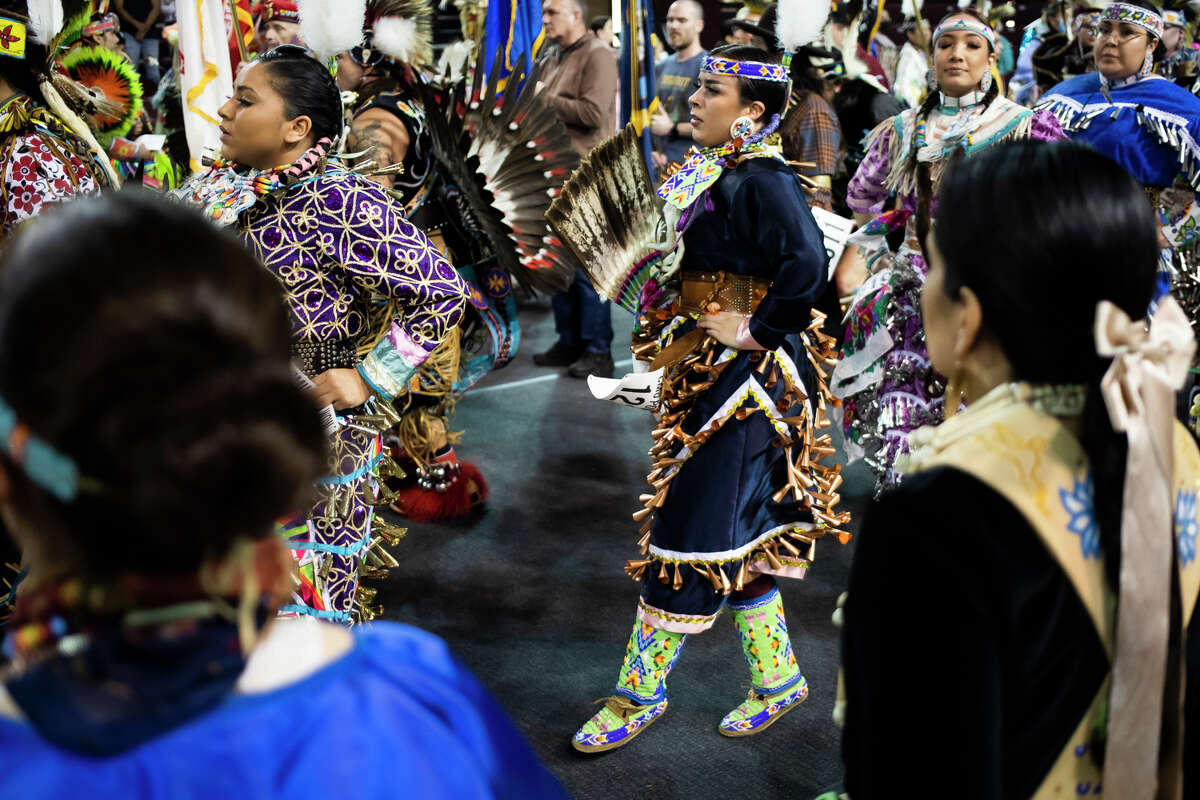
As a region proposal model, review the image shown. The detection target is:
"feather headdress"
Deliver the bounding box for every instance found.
[369,0,433,66]
[297,0,367,62]
[775,0,831,53]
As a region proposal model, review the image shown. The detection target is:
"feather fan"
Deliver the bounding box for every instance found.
[297,0,367,61]
[546,125,665,313]
[775,0,831,52]
[417,43,580,294]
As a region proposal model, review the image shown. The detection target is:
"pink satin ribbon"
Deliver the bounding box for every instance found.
[1094,295,1195,799]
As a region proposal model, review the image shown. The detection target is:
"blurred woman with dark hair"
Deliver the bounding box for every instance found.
[0,193,562,797]
[177,46,469,624]
[570,43,849,754]
[832,8,1065,495]
[842,139,1199,797]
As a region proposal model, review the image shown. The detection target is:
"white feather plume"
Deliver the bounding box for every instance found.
[297,0,368,61]
[775,0,830,52]
[27,0,65,45]
[373,16,420,62]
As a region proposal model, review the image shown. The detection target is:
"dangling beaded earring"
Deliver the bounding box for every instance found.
[1140,48,1154,77]
[925,67,937,90]
[979,69,993,93]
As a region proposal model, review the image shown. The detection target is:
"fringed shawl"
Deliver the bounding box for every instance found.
[860,96,1040,202]
[1037,72,1200,191]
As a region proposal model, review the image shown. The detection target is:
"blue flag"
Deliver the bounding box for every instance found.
[619,0,658,172]
[484,0,546,84]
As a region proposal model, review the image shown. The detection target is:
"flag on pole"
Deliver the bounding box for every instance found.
[225,0,255,72]
[619,0,658,173]
[483,0,544,85]
[177,0,236,172]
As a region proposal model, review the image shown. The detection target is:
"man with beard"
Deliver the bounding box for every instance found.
[649,0,705,174]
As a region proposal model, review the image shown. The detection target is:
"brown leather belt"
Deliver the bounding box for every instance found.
[678,271,770,316]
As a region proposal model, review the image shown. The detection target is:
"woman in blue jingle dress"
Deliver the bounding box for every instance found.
[571,44,850,754]
[1037,0,1200,254]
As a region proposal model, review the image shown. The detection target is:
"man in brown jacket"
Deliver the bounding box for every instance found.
[533,0,619,378]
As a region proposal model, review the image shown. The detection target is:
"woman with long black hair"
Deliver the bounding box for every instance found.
[176,46,469,624]
[832,8,1065,494]
[842,139,1200,797]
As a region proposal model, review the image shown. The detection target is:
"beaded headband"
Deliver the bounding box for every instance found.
[932,17,997,49]
[0,394,80,502]
[82,13,119,38]
[702,55,790,83]
[1100,3,1164,39]
[0,16,26,60]
[1161,9,1186,28]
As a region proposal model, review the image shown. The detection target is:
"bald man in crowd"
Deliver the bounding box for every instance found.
[534,0,620,377]
[650,0,705,175]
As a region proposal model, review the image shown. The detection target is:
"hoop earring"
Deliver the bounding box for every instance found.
[979,70,993,93]
[729,115,754,143]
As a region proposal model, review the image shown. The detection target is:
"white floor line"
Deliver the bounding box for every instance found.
[470,358,634,395]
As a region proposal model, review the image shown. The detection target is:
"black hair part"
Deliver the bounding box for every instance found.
[0,191,327,577]
[256,45,344,145]
[933,140,1159,591]
[707,43,789,121]
[590,15,610,32]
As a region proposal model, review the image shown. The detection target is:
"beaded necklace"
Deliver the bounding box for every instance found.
[180,137,334,227]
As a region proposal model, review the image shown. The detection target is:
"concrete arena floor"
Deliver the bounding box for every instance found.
[374,296,874,799]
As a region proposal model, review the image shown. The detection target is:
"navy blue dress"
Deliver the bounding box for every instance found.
[632,157,844,634]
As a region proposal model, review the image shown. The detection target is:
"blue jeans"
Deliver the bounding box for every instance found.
[550,269,613,354]
[123,33,161,86]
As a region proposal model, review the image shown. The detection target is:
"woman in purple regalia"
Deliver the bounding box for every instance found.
[831,9,1065,493]
[176,46,468,623]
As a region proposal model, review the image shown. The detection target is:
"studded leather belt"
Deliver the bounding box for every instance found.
[678,271,770,316]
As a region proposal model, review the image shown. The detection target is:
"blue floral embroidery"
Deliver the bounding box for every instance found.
[1176,489,1198,566]
[1059,474,1100,560]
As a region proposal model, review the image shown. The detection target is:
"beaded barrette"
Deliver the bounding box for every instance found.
[0,394,81,502]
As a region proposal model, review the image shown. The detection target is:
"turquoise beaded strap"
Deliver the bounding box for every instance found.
[0,395,79,502]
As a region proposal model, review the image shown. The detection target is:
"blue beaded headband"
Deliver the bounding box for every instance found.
[0,394,80,502]
[702,55,790,83]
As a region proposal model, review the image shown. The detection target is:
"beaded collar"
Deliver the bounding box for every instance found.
[177,138,333,227]
[938,90,986,111]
